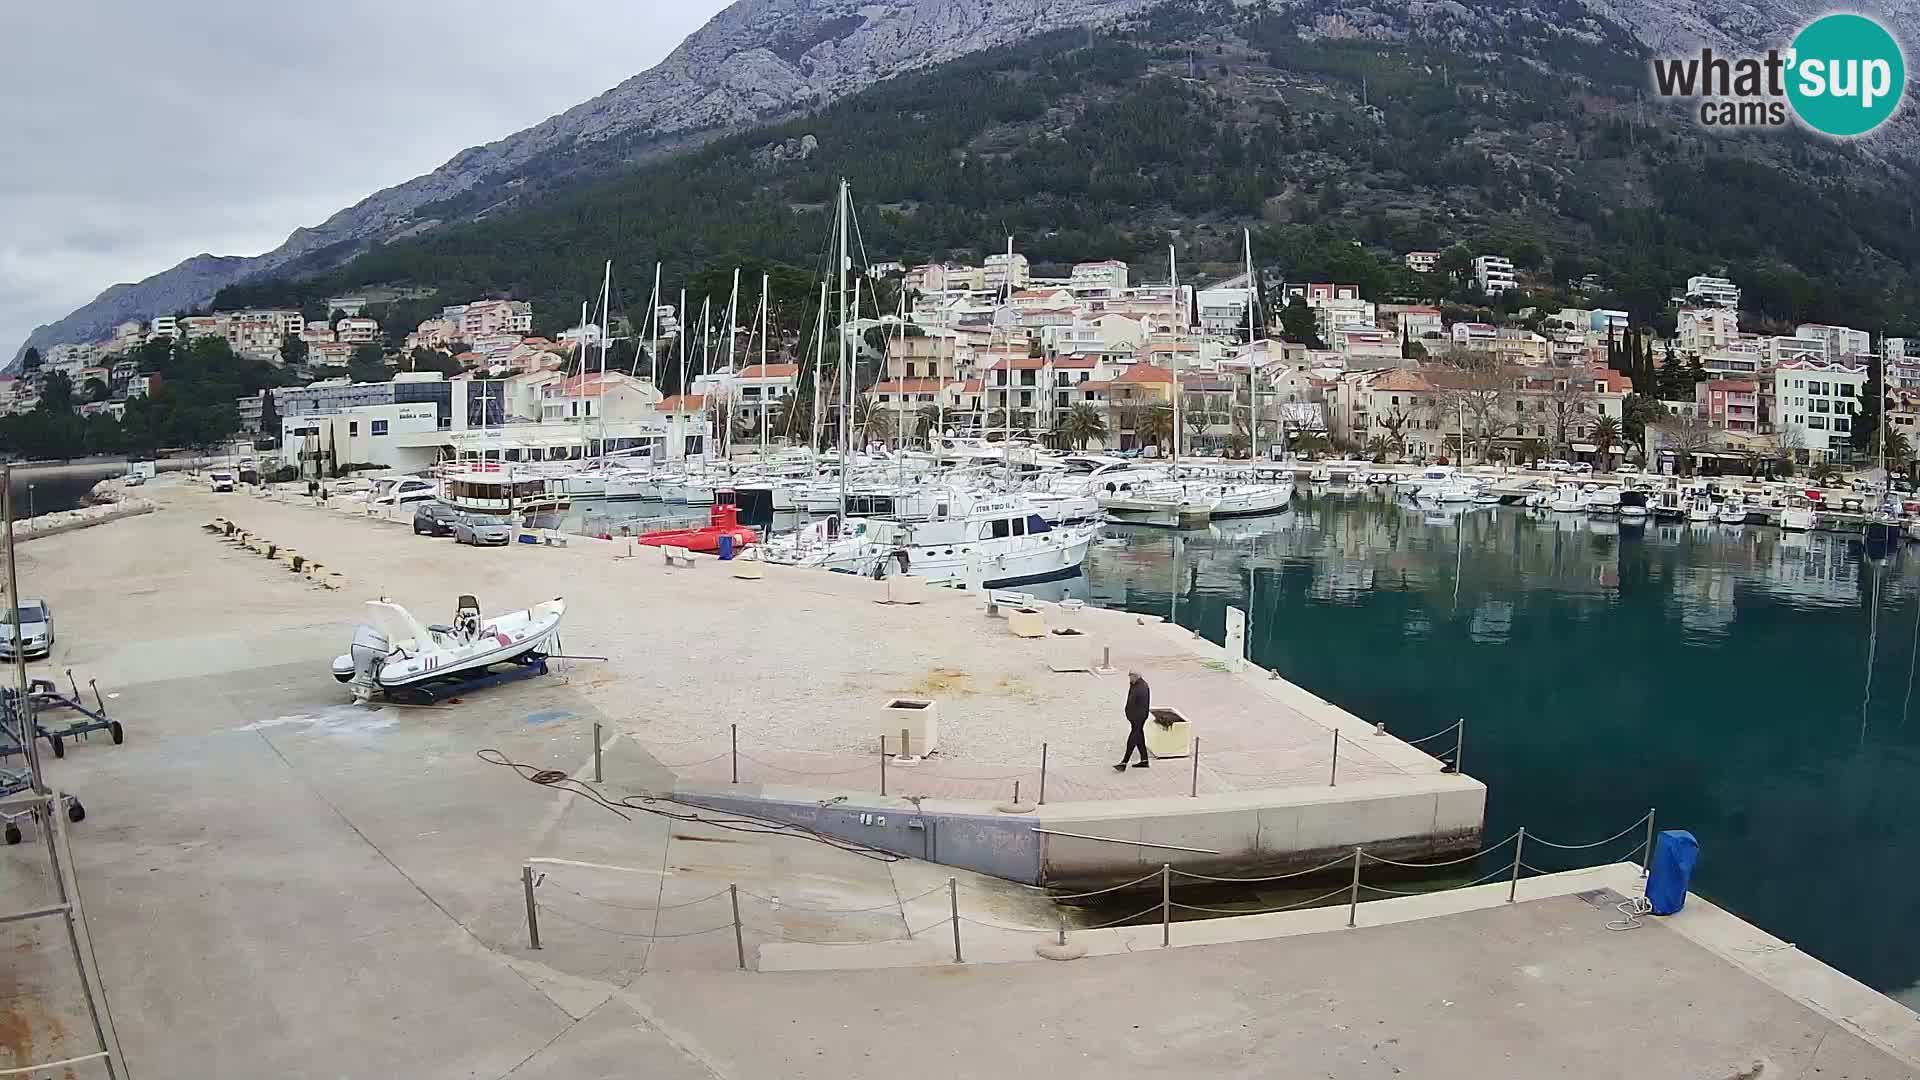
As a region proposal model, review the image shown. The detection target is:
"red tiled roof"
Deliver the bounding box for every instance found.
[1052,356,1099,369]
[958,379,984,393]
[659,394,709,413]
[737,363,799,379]
[1370,369,1433,392]
[1116,364,1175,384]
[1079,379,1113,390]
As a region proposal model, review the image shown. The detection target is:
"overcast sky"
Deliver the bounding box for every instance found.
[0,0,732,358]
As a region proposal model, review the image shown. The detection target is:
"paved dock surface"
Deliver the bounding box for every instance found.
[2,481,1916,1078]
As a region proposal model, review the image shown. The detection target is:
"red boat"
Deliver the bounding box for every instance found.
[635,489,759,554]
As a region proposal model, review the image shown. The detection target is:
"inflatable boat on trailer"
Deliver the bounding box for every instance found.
[332,595,566,703]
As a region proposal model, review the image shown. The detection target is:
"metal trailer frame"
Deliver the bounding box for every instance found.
[0,671,124,763]
[379,652,552,705]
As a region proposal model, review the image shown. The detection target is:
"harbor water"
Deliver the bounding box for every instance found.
[1086,487,1920,1002]
[563,486,1920,998]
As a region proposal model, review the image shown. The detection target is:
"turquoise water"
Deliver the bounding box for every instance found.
[1082,490,1920,1000]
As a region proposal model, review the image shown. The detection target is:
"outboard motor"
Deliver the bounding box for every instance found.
[333,623,392,703]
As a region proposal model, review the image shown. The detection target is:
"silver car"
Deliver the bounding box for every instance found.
[0,599,54,658]
[452,513,513,546]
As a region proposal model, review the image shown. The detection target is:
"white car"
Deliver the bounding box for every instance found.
[208,469,235,492]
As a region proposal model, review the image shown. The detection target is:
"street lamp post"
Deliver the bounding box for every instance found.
[27,484,34,521]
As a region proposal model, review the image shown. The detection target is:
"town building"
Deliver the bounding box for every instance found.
[325,296,369,316]
[1773,358,1866,461]
[1069,260,1129,294]
[1196,287,1254,338]
[1697,379,1761,435]
[147,315,179,341]
[983,253,1031,293]
[334,318,380,345]
[1473,255,1517,294]
[1677,307,1740,353]
[1686,274,1741,309]
[1795,324,1872,361]
[1396,307,1444,343]
[729,363,799,428]
[1403,251,1439,274]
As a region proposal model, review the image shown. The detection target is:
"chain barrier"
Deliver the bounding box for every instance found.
[538,903,737,941]
[764,918,955,946]
[1170,884,1355,916]
[738,884,948,914]
[1014,868,1165,900]
[550,884,733,912]
[1359,861,1516,897]
[1399,719,1464,747]
[1169,850,1357,884]
[1360,830,1521,869]
[1524,811,1654,851]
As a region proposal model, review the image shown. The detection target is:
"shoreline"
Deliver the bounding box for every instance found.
[11,476,157,542]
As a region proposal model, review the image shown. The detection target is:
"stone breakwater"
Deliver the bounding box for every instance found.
[14,478,157,541]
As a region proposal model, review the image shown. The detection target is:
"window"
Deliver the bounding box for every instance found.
[348,422,358,436]
[1012,517,1026,536]
[371,419,388,436]
[1840,384,1856,397]
[1834,417,1852,432]
[1809,416,1829,430]
[990,518,1011,539]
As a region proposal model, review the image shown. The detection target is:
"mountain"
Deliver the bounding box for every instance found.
[21,0,1920,363]
[14,0,1158,364]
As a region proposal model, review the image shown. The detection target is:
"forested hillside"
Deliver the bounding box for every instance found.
[215,0,1920,341]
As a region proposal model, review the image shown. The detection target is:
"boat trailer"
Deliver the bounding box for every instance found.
[0,670,125,761]
[379,651,553,706]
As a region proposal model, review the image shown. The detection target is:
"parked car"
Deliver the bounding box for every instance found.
[208,469,235,492]
[452,513,513,546]
[0,599,54,659]
[413,501,462,537]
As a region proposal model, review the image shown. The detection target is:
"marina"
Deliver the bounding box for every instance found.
[5,474,1920,1077]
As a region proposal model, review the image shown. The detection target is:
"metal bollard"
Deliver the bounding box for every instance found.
[1038,742,1049,805]
[1508,828,1526,903]
[592,722,603,783]
[1329,730,1340,787]
[880,736,888,797]
[731,723,738,784]
[730,884,746,970]
[1642,808,1657,878]
[1190,736,1201,798]
[1057,910,1068,947]
[1347,847,1363,928]
[1453,718,1466,776]
[522,865,541,950]
[1161,863,1172,947]
[949,878,963,963]
[1012,780,1021,805]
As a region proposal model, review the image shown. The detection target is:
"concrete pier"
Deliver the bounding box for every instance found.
[4,478,1917,1079]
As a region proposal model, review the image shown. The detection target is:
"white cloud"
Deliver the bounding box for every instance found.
[0,0,732,357]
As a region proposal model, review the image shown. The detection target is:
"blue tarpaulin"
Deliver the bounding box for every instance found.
[1646,829,1698,916]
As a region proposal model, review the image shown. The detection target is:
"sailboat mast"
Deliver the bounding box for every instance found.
[813,281,827,461]
[1245,229,1258,462]
[1004,233,1013,453]
[643,262,661,379]
[598,259,611,458]
[937,265,947,456]
[837,179,851,526]
[677,287,688,462]
[1170,243,1182,472]
[759,272,770,462]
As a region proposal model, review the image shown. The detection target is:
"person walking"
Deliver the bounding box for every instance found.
[1114,671,1151,771]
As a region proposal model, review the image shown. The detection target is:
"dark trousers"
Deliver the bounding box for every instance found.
[1120,719,1149,766]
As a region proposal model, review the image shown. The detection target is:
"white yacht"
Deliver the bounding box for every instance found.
[438,466,571,528]
[1780,494,1817,532]
[1716,494,1748,526]
[1686,491,1716,523]
[1185,479,1293,518]
[1583,486,1621,516]
[1550,483,1585,513]
[761,493,1098,588]
[366,475,438,507]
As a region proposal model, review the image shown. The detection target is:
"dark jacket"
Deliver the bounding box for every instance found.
[1124,678,1151,725]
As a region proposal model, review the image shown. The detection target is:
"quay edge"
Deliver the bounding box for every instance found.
[673,773,1486,890]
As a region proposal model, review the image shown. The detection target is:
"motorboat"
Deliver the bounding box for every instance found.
[761,493,1098,588]
[1400,465,1456,498]
[1187,480,1293,518]
[1619,490,1650,521]
[331,595,566,703]
[1686,491,1716,523]
[367,475,438,507]
[1780,494,1817,532]
[1583,486,1621,516]
[1434,477,1480,504]
[1550,483,1585,513]
[1308,464,1333,483]
[438,465,571,528]
[1716,495,1748,526]
[1367,471,1393,486]
[1653,486,1685,521]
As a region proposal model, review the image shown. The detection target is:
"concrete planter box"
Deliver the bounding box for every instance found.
[879,697,939,756]
[1007,607,1047,638]
[1146,706,1192,759]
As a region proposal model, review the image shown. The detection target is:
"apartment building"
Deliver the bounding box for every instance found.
[335,317,381,344]
[1686,274,1741,309]
[1795,323,1871,360]
[1473,255,1517,294]
[1069,260,1129,294]
[1403,251,1439,273]
[1196,287,1254,337]
[1774,358,1866,461]
[1396,306,1444,342]
[1677,307,1739,353]
[147,315,179,341]
[983,253,1031,292]
[1698,379,1761,434]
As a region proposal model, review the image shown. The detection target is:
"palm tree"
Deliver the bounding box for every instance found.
[772,395,813,447]
[1364,435,1394,463]
[1588,415,1622,471]
[1059,403,1108,449]
[1293,431,1331,460]
[915,404,943,447]
[1885,429,1913,471]
[1136,404,1175,452]
[1810,461,1844,488]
